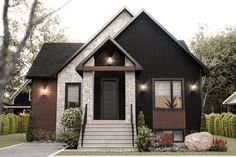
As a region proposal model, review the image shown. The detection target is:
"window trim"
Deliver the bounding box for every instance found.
[152,78,185,111]
[65,83,81,109]
[154,128,185,142]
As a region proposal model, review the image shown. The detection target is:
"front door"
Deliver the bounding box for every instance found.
[101,78,119,120]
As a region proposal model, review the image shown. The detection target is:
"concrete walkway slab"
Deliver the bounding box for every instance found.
[0,143,64,157]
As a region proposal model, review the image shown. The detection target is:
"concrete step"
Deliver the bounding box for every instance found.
[89,120,129,124]
[78,147,137,152]
[83,139,132,144]
[86,124,132,128]
[81,143,134,147]
[84,131,135,136]
[85,127,132,132]
[83,135,135,140]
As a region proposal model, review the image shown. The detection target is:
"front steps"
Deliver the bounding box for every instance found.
[78,121,137,152]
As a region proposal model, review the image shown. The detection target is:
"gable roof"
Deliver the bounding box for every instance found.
[76,37,143,76]
[26,43,83,78]
[57,7,134,74]
[9,79,31,105]
[113,9,209,75]
[223,91,236,105]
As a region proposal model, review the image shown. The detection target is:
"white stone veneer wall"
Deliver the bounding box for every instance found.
[125,57,136,123]
[56,11,133,135]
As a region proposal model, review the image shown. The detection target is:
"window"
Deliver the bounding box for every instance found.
[155,130,184,142]
[154,80,183,109]
[65,83,81,109]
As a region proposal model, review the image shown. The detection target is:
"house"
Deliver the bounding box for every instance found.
[223,91,236,113]
[3,80,31,115]
[26,7,208,148]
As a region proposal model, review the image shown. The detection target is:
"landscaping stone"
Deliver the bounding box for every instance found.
[184,132,213,151]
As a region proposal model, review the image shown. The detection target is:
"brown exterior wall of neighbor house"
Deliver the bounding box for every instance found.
[31,79,57,132]
[153,111,185,129]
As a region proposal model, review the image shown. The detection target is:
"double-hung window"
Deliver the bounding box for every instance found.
[65,83,81,109]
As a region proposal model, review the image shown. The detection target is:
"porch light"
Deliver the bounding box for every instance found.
[190,84,197,92]
[107,57,113,65]
[41,87,48,95]
[140,84,147,92]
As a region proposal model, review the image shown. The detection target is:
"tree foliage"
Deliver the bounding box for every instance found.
[0,0,68,104]
[190,24,236,113]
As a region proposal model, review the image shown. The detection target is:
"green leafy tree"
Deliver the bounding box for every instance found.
[138,111,145,128]
[190,24,236,113]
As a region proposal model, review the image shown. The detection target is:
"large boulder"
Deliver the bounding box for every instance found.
[184,132,213,151]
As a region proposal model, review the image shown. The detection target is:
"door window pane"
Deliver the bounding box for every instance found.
[66,84,80,108]
[173,81,182,108]
[155,81,171,108]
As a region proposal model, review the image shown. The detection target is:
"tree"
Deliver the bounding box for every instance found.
[0,0,71,129]
[190,24,236,113]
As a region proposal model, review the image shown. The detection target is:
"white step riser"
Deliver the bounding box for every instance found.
[78,147,137,152]
[81,143,134,147]
[86,125,132,128]
[83,135,135,140]
[84,131,135,136]
[82,139,133,144]
[85,127,132,132]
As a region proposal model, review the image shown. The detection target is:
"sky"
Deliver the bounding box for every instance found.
[2,0,236,45]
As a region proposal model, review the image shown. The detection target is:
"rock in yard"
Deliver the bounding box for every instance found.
[184,132,213,151]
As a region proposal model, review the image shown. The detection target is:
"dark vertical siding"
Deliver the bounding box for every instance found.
[31,79,57,132]
[115,12,202,132]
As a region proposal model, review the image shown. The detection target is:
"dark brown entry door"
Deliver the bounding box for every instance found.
[101,78,119,120]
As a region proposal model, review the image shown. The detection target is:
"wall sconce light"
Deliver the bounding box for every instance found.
[41,87,48,95]
[190,84,197,92]
[107,57,113,65]
[140,84,147,92]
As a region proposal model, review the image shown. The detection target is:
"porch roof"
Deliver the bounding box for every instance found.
[76,37,143,77]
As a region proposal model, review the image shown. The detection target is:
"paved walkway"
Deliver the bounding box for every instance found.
[0,143,64,157]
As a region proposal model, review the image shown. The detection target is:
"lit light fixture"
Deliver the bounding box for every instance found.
[107,57,113,65]
[140,84,147,92]
[41,87,48,95]
[190,84,197,92]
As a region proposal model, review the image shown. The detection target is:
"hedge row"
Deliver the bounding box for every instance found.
[0,114,29,135]
[205,112,236,138]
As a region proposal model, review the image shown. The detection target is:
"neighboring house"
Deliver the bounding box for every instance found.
[26,7,208,148]
[223,91,236,113]
[4,80,31,115]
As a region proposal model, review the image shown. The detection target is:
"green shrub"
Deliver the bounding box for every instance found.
[136,126,156,152]
[14,114,20,133]
[223,113,233,137]
[205,114,210,132]
[208,113,216,134]
[18,114,29,133]
[60,108,82,148]
[219,118,224,136]
[26,112,36,142]
[138,111,145,128]
[7,113,16,134]
[200,113,207,131]
[214,114,220,135]
[0,115,10,135]
[231,115,236,138]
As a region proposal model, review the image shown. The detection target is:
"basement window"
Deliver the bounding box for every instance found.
[65,83,81,109]
[155,130,184,142]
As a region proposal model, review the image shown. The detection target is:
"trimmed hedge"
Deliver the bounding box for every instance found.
[205,112,236,138]
[18,114,29,133]
[0,113,29,135]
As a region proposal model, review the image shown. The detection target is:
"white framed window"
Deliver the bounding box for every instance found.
[65,83,81,109]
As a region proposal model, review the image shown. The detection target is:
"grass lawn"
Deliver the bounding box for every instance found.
[0,133,26,148]
[56,136,236,156]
